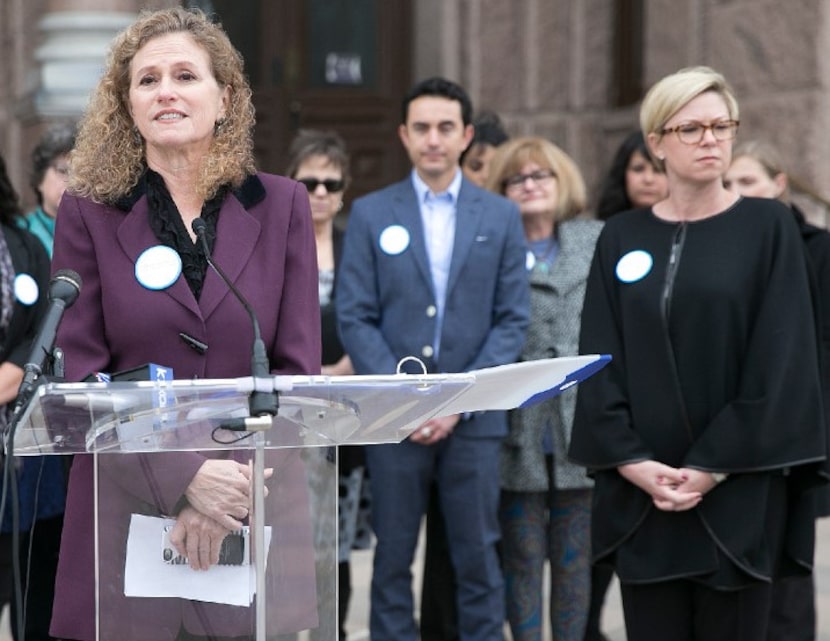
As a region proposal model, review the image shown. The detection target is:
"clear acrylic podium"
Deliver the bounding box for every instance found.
[10,355,608,641]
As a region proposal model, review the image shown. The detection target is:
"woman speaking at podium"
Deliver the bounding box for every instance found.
[47,7,321,641]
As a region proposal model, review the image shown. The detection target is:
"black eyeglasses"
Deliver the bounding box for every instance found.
[503,169,556,191]
[297,177,345,193]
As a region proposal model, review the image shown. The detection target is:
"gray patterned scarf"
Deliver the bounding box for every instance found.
[0,229,16,340]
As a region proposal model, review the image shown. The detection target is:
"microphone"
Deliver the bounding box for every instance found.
[6,269,81,640]
[15,269,83,409]
[192,218,278,422]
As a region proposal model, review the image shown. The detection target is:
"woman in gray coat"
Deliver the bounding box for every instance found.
[487,137,602,641]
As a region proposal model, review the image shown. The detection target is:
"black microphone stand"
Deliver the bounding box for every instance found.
[4,340,66,641]
[4,399,26,641]
[5,270,79,641]
[192,218,277,640]
[192,218,279,427]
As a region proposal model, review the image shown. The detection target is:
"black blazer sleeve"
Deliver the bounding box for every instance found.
[1,224,50,369]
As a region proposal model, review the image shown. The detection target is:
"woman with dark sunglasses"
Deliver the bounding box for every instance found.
[287,129,370,641]
[286,129,352,378]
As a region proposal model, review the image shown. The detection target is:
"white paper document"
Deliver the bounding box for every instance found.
[436,355,610,417]
[124,514,271,606]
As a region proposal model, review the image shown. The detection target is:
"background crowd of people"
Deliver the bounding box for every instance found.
[331,65,829,641]
[0,7,828,641]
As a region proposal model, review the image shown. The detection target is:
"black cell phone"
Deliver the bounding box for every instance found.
[161,525,249,566]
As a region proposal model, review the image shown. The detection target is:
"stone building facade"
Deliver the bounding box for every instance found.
[2,0,829,222]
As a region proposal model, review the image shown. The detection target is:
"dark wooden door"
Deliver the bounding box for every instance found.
[206,0,412,206]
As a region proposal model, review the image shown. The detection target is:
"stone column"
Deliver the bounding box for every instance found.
[32,0,137,118]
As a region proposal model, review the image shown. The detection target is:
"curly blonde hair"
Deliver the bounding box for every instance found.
[69,7,256,204]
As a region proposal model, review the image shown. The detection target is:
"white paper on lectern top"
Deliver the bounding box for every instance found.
[435,354,611,417]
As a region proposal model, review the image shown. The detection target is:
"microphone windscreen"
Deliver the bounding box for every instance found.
[49,269,82,306]
[191,217,207,237]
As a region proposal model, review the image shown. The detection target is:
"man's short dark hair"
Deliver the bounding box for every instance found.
[459,110,509,165]
[401,77,473,127]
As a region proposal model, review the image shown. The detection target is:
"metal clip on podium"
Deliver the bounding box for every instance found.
[11,354,608,641]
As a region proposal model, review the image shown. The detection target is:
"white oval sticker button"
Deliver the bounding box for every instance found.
[14,273,39,305]
[379,225,410,255]
[135,245,182,290]
[615,250,653,283]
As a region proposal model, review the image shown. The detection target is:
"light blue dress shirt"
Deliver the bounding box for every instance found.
[411,169,462,360]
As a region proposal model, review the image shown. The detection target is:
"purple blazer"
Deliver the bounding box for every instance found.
[49,173,322,641]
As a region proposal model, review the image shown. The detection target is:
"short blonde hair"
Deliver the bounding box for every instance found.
[640,66,739,138]
[485,136,587,222]
[69,7,256,204]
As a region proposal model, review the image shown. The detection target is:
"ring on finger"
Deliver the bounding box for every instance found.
[421,427,432,437]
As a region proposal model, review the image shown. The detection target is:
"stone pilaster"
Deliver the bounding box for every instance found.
[32,10,135,118]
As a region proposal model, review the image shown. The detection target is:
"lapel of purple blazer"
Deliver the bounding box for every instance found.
[115,191,260,322]
[199,192,260,321]
[116,195,201,319]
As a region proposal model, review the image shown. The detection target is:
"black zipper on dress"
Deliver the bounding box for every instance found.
[661,223,694,443]
[661,222,695,443]
[661,223,687,322]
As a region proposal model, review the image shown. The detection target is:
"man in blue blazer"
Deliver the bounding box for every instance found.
[337,77,530,641]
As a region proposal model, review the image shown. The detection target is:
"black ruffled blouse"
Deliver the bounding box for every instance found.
[144,169,226,300]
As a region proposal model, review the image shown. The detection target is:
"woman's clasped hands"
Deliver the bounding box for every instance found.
[169,459,273,570]
[618,460,721,512]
